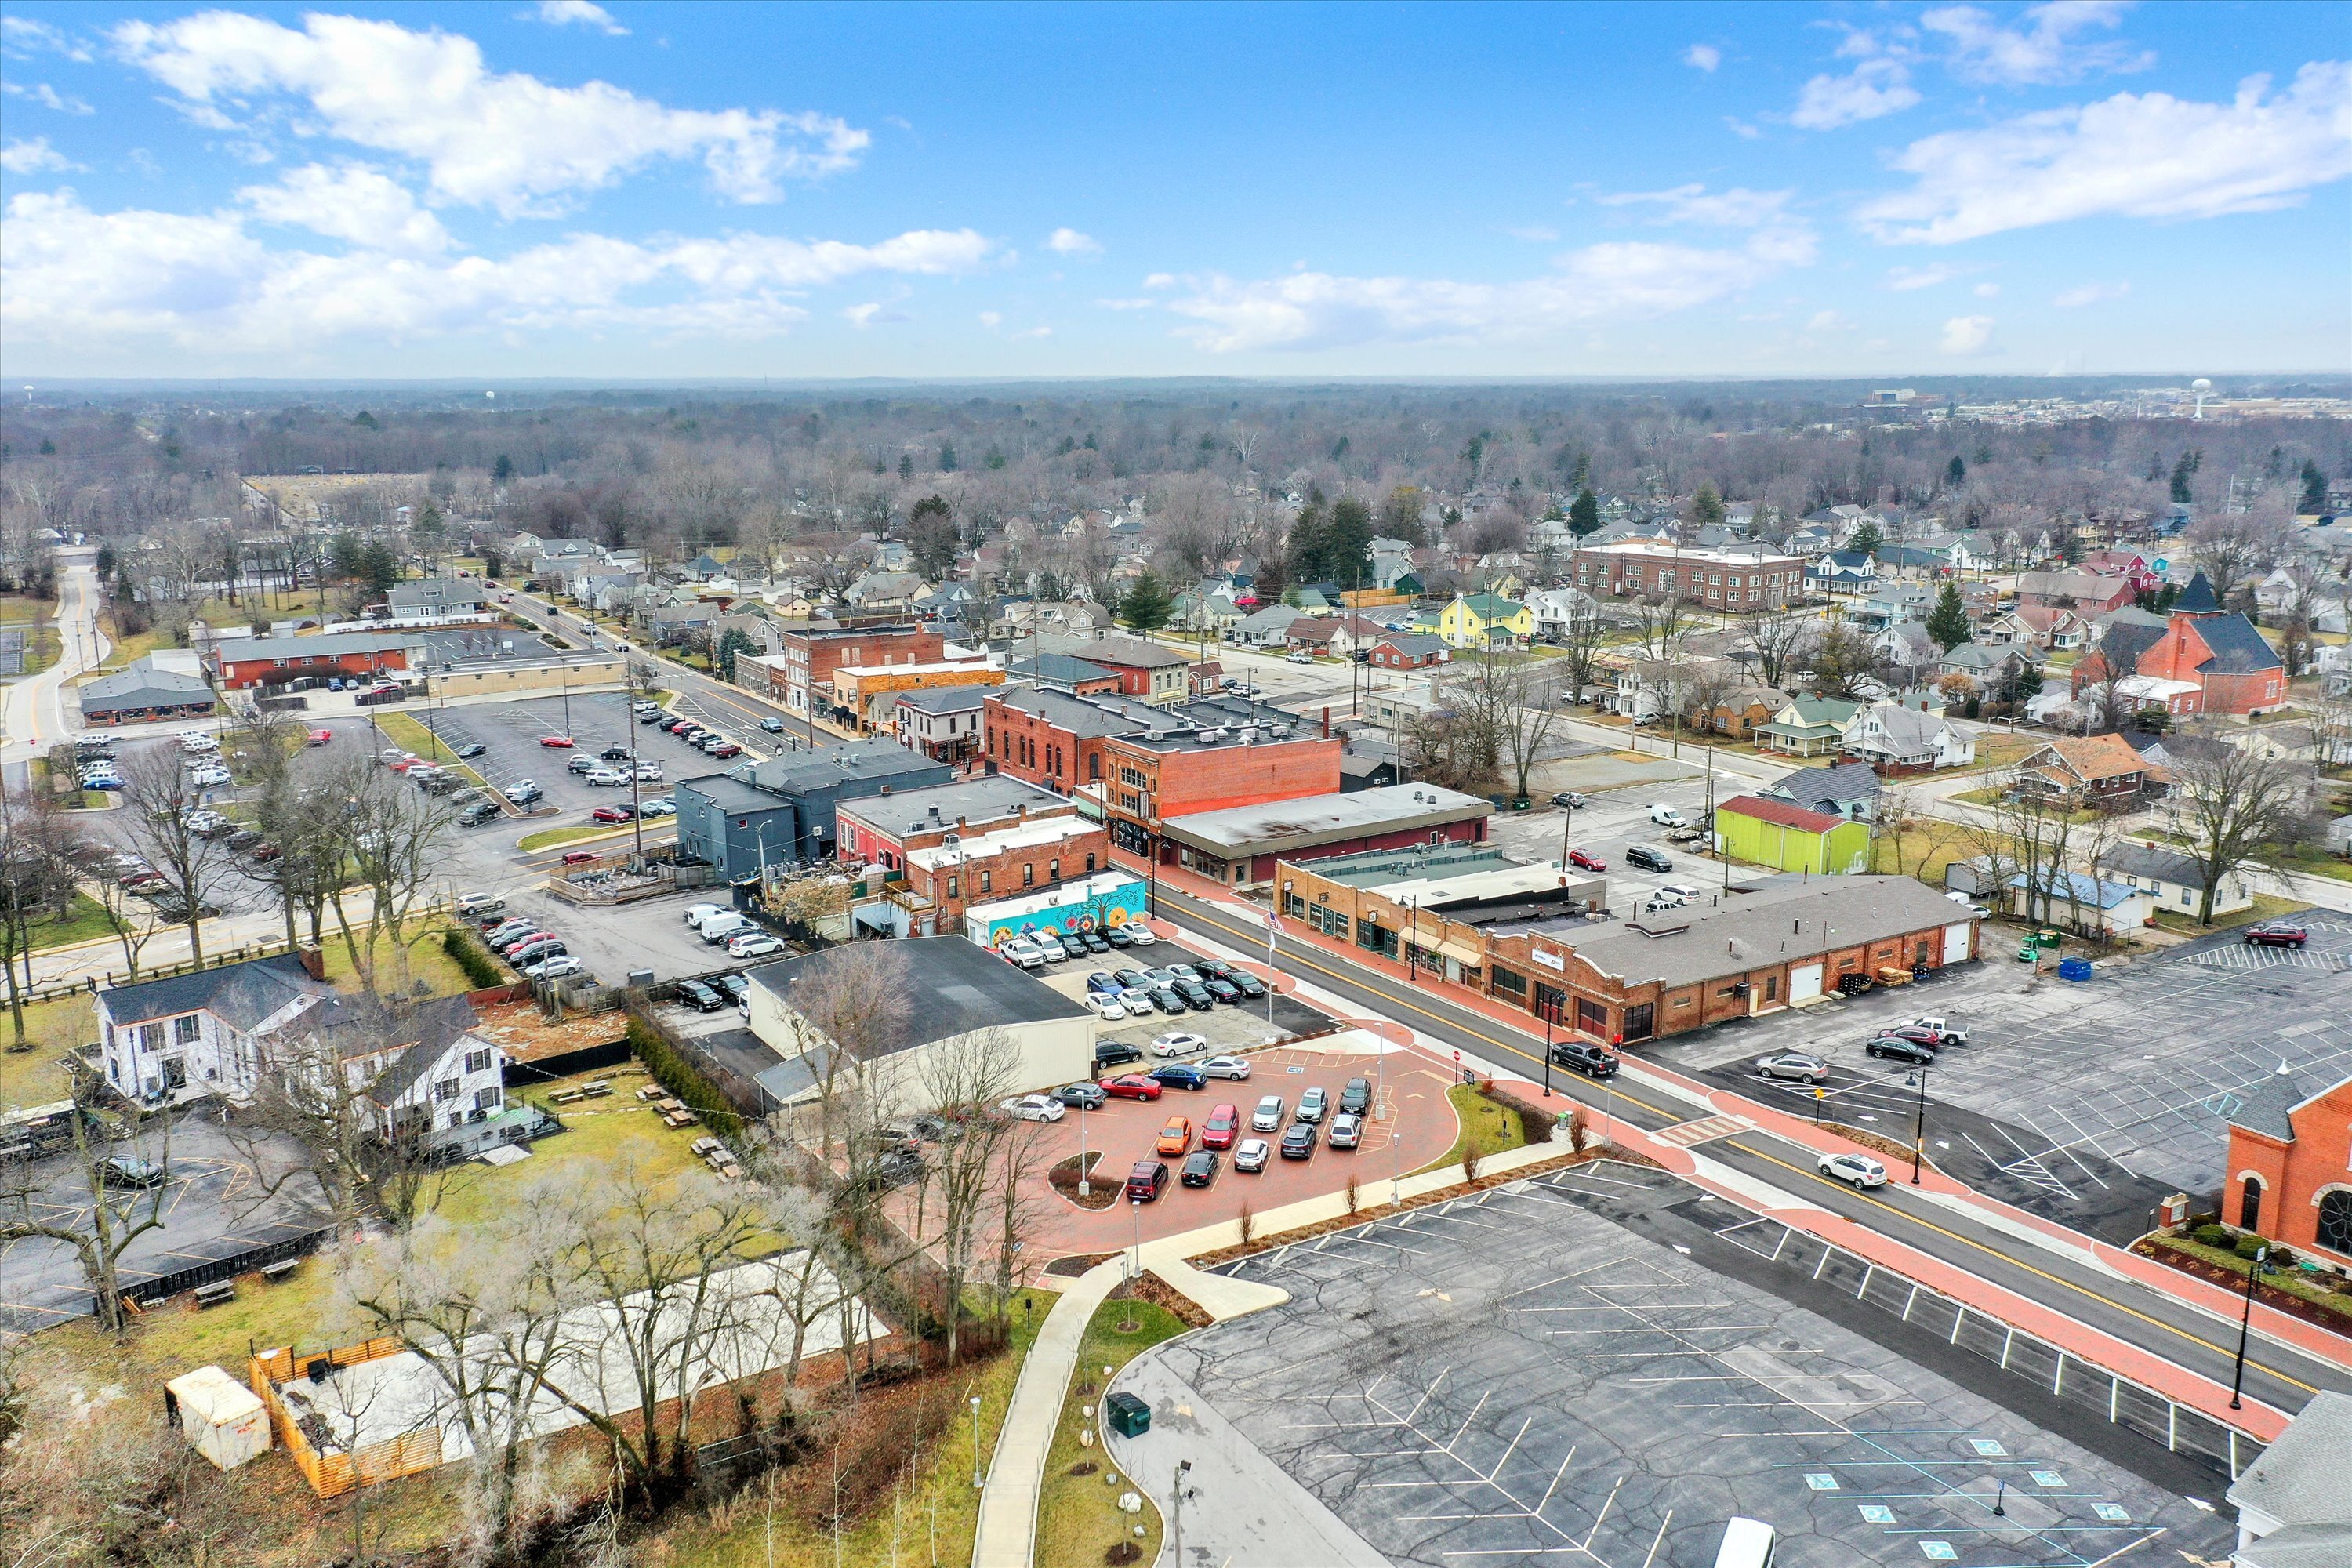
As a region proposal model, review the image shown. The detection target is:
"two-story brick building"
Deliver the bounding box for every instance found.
[2224,1064,2352,1279]
[1570,539,1807,612]
[746,623,946,724]
[1101,723,1343,862]
[1066,634,1194,705]
[836,774,1076,869]
[983,686,1166,793]
[902,815,1112,934]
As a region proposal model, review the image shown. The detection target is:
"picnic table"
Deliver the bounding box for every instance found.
[660,1109,698,1128]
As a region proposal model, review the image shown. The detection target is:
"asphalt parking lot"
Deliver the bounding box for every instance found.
[1037,938,1333,1056]
[1483,772,1745,917]
[1113,1160,2234,1568]
[0,1110,328,1333]
[1650,913,2352,1235]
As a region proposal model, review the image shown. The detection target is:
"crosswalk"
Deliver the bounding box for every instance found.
[1652,1112,1754,1148]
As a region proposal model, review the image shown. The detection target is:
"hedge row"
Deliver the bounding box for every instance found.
[624,1015,745,1138]
[442,926,504,989]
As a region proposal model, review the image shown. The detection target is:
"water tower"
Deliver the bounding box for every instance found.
[2192,377,2212,420]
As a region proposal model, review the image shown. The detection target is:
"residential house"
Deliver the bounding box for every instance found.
[1754,695,1861,757]
[1235,604,1307,648]
[2098,841,2252,918]
[894,684,989,764]
[844,571,927,611]
[1689,679,1788,740]
[2078,550,2161,593]
[1840,702,1975,772]
[1855,583,1934,630]
[1368,537,1422,593]
[2003,870,2157,936]
[1869,622,1936,677]
[1436,592,1535,650]
[1936,641,2027,690]
[2015,732,2167,811]
[1714,796,1871,875]
[2016,569,2138,616]
[1806,551,1878,597]
[1367,633,1450,672]
[379,580,492,626]
[1069,633,1194,705]
[1524,586,1601,639]
[2011,604,2092,650]
[1284,616,1341,655]
[1762,760,1881,823]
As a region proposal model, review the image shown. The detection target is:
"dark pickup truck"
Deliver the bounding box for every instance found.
[1548,1040,1622,1080]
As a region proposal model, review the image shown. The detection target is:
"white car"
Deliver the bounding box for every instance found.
[1285,651,1313,665]
[1196,1055,1253,1080]
[1152,1031,1207,1058]
[1088,995,1129,1022]
[1031,934,1069,963]
[524,955,584,981]
[1123,924,1158,947]
[180,734,220,754]
[583,768,626,786]
[1232,1138,1272,1173]
[1659,884,1704,904]
[187,766,231,788]
[727,931,784,959]
[1000,1094,1066,1123]
[634,762,663,781]
[683,903,727,927]
[1817,1152,1889,1189]
[1118,986,1159,1017]
[639,797,677,817]
[1000,939,1045,970]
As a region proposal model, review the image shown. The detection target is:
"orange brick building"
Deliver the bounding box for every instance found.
[2224,1065,2352,1275]
[750,623,945,724]
[1102,725,1341,859]
[900,815,1112,933]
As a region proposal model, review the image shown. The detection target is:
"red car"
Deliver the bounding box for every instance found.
[305,728,332,746]
[539,735,575,749]
[590,804,634,823]
[561,850,600,865]
[2245,923,2309,948]
[1200,1102,1240,1150]
[1098,1074,1164,1102]
[707,742,743,758]
[249,843,281,862]
[1568,848,1606,872]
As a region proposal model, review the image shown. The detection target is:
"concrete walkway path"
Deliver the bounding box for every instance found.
[971,1261,1124,1568]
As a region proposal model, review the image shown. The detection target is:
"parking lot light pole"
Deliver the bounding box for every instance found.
[1904,1062,1930,1185]
[1129,1196,1143,1280]
[970,1393,984,1488]
[1172,1459,1192,1566]
[1541,1002,1555,1098]
[1077,1099,1091,1197]
[2230,1244,2270,1410]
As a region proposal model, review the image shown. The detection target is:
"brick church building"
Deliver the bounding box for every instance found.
[2074,571,2285,717]
[2224,1064,2352,1278]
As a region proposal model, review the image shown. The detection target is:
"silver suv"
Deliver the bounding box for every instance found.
[1753,1053,1828,1084]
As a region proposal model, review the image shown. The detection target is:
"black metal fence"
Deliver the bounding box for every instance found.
[117,1223,334,1312]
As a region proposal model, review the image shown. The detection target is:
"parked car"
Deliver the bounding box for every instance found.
[1285,651,1314,665]
[1250,1094,1286,1133]
[697,913,756,944]
[2245,923,2309,948]
[1149,986,1189,1015]
[506,782,544,806]
[1116,986,1158,1017]
[639,797,676,817]
[1086,971,1123,995]
[1181,1148,1221,1186]
[539,735,575,748]
[1566,849,1609,873]
[1327,1112,1363,1149]
[1172,979,1214,1011]
[1123,1160,1169,1201]
[600,744,633,761]
[708,742,744,759]
[1155,1116,1193,1156]
[1865,1034,1937,1065]
[99,1155,167,1188]
[1551,791,1588,810]
[590,804,635,823]
[1202,977,1241,1004]
[1200,1103,1240,1149]
[306,728,334,746]
[523,955,583,981]
[1099,1074,1162,1102]
[1103,924,1135,948]
[1232,1137,1271,1173]
[1817,1152,1889,1189]
[453,742,488,759]
[187,766,231,788]
[456,894,506,920]
[1548,1041,1621,1079]
[677,980,727,1012]
[1152,1030,1207,1058]
[1339,1078,1371,1116]
[713,973,750,1003]
[1123,924,1158,946]
[1279,1122,1318,1159]
[1030,934,1069,964]
[1872,1025,1947,1051]
[1094,1040,1144,1070]
[1895,1016,1969,1047]
[568,754,598,775]
[1648,804,1688,827]
[1112,967,1150,989]
[683,903,727,926]
[1088,994,1128,1022]
[1196,1055,1253,1080]
[506,938,565,968]
[999,939,1044,970]
[1754,1053,1828,1084]
[1000,1094,1067,1123]
[1051,1082,1108,1111]
[726,931,784,959]
[1149,1063,1207,1091]
[561,850,601,866]
[1294,1086,1329,1123]
[584,768,626,787]
[1625,845,1673,873]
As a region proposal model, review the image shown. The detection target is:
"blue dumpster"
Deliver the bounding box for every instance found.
[2057,956,2092,982]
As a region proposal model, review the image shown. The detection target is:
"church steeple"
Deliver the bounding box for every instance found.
[2172,572,2221,615]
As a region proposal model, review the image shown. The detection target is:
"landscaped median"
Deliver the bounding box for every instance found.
[2136,1229,2352,1336]
[369,711,490,793]
[517,822,622,853]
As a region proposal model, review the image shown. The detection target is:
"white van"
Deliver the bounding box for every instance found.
[696,912,757,945]
[1712,1517,1777,1568]
[1648,804,1689,828]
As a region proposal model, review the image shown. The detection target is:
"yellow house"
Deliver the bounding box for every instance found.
[1437,592,1535,650]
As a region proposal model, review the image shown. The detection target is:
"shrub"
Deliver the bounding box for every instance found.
[2234,1234,2270,1261]
[441,926,503,989]
[2192,1224,2231,1248]
[625,1014,742,1137]
[2266,1243,2296,1269]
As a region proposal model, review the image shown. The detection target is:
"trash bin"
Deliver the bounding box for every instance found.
[1104,1392,1151,1439]
[2057,956,2092,982]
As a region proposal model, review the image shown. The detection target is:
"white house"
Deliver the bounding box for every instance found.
[96,956,510,1154]
[2098,842,2253,918]
[1839,702,1976,771]
[1524,586,1601,639]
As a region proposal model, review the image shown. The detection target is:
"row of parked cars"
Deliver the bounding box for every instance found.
[1109,1076,1378,1197]
[680,902,786,960]
[997,922,1156,968]
[1752,1014,1971,1084]
[1081,957,1265,1021]
[638,702,744,759]
[470,902,585,982]
[74,735,124,791]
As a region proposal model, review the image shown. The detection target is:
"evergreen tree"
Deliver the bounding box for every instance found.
[939,442,957,472]
[2169,448,2201,503]
[1323,496,1374,583]
[1567,488,1600,538]
[1945,454,1966,488]
[37,438,56,455]
[1286,499,1328,583]
[2301,459,2330,514]
[1847,520,1884,557]
[1685,481,1725,531]
[492,453,513,482]
[898,453,915,481]
[985,445,1007,470]
[1924,583,1971,651]
[1119,571,1174,635]
[907,495,959,579]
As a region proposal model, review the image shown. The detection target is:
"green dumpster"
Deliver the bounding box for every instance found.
[1105,1391,1151,1439]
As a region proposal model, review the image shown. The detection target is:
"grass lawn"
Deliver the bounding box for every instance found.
[83,623,164,675]
[27,890,118,952]
[1417,1081,1525,1175]
[1032,1295,1190,1568]
[517,822,614,852]
[2270,845,2352,884]
[2158,1236,2352,1322]
[314,921,478,998]
[189,590,332,626]
[1871,820,1976,887]
[369,711,488,791]
[0,993,96,1108]
[1968,733,2043,769]
[2151,892,2306,935]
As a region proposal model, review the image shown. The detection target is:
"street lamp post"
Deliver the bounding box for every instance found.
[1129,1195,1143,1280]
[2230,1243,2270,1410]
[1077,1097,1091,1198]
[1541,1000,1555,1098]
[1172,1459,1192,1566]
[1905,1061,1930,1184]
[969,1393,984,1489]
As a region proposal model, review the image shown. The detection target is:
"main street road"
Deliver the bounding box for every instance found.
[1,549,110,764]
[1148,880,2352,1420]
[495,591,808,753]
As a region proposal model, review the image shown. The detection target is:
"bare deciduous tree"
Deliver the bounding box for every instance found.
[2165,735,2318,924]
[321,752,458,998]
[0,1093,172,1336]
[115,746,239,968]
[916,1025,1023,1366]
[1740,608,1817,691]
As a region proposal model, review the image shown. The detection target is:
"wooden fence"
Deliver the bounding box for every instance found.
[248,1337,447,1499]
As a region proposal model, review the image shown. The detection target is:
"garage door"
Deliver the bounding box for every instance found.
[1943,920,1973,964]
[1789,962,1824,1003]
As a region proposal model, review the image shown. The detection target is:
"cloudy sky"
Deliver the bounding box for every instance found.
[2,1,2344,379]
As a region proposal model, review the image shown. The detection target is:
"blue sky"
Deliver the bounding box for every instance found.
[2,1,2344,379]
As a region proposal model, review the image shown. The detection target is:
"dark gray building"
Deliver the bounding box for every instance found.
[675,739,951,880]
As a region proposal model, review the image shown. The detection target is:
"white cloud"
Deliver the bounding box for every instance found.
[2053,280,2130,306]
[1922,2,2151,86]
[1940,314,1997,354]
[2,81,93,114]
[1141,272,1176,289]
[2,16,93,62]
[1682,44,1721,72]
[1885,263,1963,290]
[978,310,1002,328]
[1973,281,2001,298]
[526,1,629,36]
[1724,117,1762,140]
[0,137,81,174]
[1046,227,1101,256]
[0,189,990,350]
[841,303,909,327]
[1011,325,1051,340]
[238,164,454,254]
[111,11,867,216]
[1156,227,1815,353]
[1860,62,2352,243]
[1791,57,1922,129]
[1599,183,1792,227]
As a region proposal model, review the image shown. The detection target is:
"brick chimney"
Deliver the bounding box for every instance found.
[297,945,326,982]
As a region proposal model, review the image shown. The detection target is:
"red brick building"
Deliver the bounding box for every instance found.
[1102,724,1342,859]
[2224,1065,2352,1276]
[835,774,1076,869]
[752,623,944,724]
[207,632,412,691]
[983,686,1163,794]
[900,815,1111,932]
[1569,539,1806,611]
[1061,635,1193,704]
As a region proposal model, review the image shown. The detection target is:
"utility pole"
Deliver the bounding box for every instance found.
[2230,1243,2269,1410]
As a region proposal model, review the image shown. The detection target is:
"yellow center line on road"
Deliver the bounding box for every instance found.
[1172,895,2324,1400]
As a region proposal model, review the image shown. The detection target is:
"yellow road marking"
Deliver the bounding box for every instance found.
[1174,895,2323,1399]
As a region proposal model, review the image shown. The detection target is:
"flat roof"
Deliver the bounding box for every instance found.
[837,774,1070,838]
[906,815,1099,873]
[964,870,1144,924]
[1552,876,1969,990]
[679,772,793,815]
[1162,783,1490,857]
[834,659,995,679]
[211,631,412,661]
[747,935,1090,1058]
[741,741,946,795]
[1114,724,1328,757]
[1307,843,1521,889]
